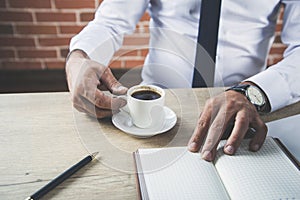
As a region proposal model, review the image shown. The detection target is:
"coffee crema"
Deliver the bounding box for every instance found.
[131,90,161,100]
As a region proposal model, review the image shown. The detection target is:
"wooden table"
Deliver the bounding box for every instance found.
[1,88,299,200]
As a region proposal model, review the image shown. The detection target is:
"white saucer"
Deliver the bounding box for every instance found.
[112,106,177,138]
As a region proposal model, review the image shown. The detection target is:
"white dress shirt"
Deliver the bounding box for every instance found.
[70,0,300,112]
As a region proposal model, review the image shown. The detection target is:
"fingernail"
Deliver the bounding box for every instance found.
[116,85,127,91]
[250,144,260,152]
[188,142,198,151]
[202,151,212,161]
[225,145,235,154]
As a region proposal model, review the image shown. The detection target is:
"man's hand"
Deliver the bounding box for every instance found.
[188,90,267,161]
[65,50,128,118]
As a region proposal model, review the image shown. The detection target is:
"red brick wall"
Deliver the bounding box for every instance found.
[0,0,285,70]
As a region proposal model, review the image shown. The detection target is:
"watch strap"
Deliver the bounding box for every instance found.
[226,84,265,112]
[225,84,250,94]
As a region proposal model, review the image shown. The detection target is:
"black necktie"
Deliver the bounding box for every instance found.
[192,0,222,87]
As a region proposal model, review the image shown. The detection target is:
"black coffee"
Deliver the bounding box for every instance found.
[131,90,161,100]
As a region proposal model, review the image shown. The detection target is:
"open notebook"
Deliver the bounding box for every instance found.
[133,137,300,200]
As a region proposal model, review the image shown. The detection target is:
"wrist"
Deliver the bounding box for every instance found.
[240,82,271,113]
[226,81,271,113]
[66,49,89,62]
[65,50,89,86]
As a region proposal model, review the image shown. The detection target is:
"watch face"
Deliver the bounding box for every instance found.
[246,86,265,106]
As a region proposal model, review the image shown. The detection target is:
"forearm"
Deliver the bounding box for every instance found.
[69,0,148,66]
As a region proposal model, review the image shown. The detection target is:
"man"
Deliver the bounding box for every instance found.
[65,0,300,161]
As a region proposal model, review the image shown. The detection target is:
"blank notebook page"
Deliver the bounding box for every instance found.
[215,138,300,200]
[138,147,229,200]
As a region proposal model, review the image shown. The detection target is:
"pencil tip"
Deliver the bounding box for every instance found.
[91,152,99,159]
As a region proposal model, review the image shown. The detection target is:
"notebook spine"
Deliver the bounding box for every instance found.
[274,138,300,170]
[133,151,150,200]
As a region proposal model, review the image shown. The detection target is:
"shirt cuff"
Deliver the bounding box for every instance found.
[245,69,291,112]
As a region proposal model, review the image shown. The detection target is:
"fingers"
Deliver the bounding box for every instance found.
[73,95,114,118]
[73,79,126,118]
[67,56,127,118]
[188,113,210,152]
[78,89,126,115]
[93,89,127,110]
[100,68,128,95]
[223,111,267,156]
[188,90,268,162]
[73,67,127,118]
[223,110,250,155]
[200,109,232,161]
[188,96,223,153]
[74,91,127,119]
[202,145,217,162]
[249,116,268,152]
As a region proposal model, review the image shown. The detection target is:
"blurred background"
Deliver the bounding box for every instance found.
[0,0,286,93]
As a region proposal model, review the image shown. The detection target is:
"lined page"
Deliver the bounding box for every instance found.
[215,137,300,200]
[137,147,229,200]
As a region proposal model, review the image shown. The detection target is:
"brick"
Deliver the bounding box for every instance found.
[143,24,150,33]
[55,0,95,9]
[9,0,51,8]
[272,56,284,64]
[140,49,149,56]
[45,61,65,69]
[16,25,57,35]
[140,13,150,21]
[269,46,286,54]
[59,25,84,34]
[0,49,15,58]
[80,12,94,22]
[267,55,284,66]
[0,11,33,22]
[114,49,139,57]
[275,23,282,32]
[18,49,57,58]
[36,12,76,22]
[38,37,71,46]
[0,37,35,47]
[109,60,123,69]
[0,24,13,35]
[136,24,150,34]
[278,6,284,20]
[124,60,145,68]
[266,58,273,67]
[0,61,42,69]
[123,36,149,46]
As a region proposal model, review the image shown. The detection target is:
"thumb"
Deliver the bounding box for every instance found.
[100,67,128,95]
[111,84,128,95]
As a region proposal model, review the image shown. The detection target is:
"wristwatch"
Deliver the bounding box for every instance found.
[226,84,266,112]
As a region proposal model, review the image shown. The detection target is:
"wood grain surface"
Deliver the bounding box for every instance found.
[0,89,299,199]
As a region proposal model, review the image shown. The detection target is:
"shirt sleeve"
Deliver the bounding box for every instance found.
[246,1,300,112]
[69,0,149,66]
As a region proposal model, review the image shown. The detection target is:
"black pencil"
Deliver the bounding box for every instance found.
[25,152,99,200]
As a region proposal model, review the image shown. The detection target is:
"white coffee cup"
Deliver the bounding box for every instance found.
[122,85,165,129]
